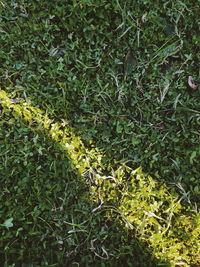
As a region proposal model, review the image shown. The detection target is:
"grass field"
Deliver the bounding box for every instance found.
[0,1,200,266]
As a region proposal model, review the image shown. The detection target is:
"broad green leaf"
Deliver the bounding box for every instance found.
[124,50,136,76]
[160,17,175,35]
[3,218,13,229]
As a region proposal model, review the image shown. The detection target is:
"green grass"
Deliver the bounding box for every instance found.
[0,0,200,266]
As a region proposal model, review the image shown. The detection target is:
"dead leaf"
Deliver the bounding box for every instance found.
[188,76,197,90]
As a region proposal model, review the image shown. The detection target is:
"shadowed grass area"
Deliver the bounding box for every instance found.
[0,0,200,266]
[1,0,199,202]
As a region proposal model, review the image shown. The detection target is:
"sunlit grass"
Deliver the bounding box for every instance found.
[1,89,199,266]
